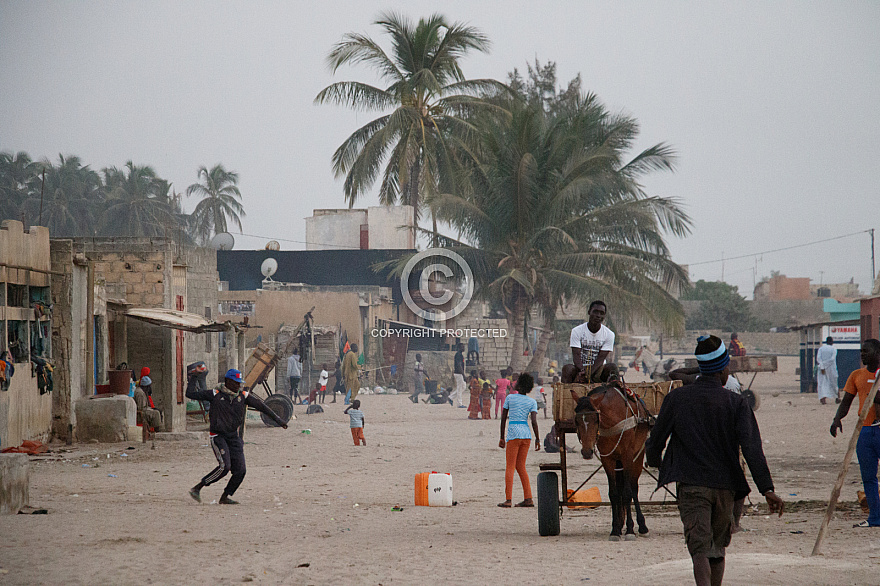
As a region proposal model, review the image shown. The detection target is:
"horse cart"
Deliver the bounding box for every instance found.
[684,354,777,411]
[537,379,681,537]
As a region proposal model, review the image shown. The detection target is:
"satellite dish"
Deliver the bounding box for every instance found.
[261,258,278,280]
[210,232,235,250]
[265,240,280,251]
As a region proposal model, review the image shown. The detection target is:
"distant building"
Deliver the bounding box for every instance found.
[754,275,811,301]
[754,274,861,303]
[811,279,860,302]
[305,206,415,250]
[823,298,861,322]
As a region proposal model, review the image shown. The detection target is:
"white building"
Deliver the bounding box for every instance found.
[305,206,415,250]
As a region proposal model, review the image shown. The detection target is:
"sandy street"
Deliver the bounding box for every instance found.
[2,356,879,585]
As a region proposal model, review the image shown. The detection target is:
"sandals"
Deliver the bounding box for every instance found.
[515,500,535,508]
[497,501,512,508]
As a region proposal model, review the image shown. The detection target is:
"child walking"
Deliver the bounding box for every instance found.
[498,373,540,508]
[318,363,329,403]
[344,400,366,446]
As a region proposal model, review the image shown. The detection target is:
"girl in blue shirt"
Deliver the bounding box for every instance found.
[498,373,540,508]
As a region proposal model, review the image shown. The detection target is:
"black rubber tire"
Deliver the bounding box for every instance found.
[277,393,295,413]
[261,394,293,427]
[537,471,560,536]
[742,389,761,411]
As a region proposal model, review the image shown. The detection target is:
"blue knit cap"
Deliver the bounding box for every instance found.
[695,335,730,374]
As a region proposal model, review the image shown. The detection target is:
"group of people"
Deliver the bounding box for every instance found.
[494,300,785,586]
[463,367,549,420]
[176,295,880,586]
[285,343,362,407]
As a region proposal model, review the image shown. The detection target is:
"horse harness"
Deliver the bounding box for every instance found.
[577,383,654,459]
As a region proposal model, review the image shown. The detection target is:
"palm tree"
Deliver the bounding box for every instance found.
[315,12,507,238]
[431,96,691,371]
[0,151,40,222]
[22,154,103,236]
[185,164,245,245]
[100,161,174,237]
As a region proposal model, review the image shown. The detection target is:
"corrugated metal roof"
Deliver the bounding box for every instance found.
[124,307,231,333]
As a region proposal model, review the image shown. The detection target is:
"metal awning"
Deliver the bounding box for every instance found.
[121,307,232,333]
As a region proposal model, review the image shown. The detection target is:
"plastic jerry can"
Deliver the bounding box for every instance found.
[414,472,454,506]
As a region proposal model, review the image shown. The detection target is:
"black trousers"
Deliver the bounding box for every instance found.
[201,432,246,496]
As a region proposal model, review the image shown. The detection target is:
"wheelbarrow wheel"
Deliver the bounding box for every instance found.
[262,394,293,427]
[537,471,560,536]
[742,389,761,411]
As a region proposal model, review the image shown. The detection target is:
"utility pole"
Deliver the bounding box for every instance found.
[871,228,876,283]
[721,251,725,282]
[38,168,45,225]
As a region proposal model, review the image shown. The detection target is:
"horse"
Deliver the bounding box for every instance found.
[570,382,652,541]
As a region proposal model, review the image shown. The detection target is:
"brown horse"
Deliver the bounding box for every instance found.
[571,382,652,541]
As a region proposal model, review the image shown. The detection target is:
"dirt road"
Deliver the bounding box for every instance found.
[3,357,878,585]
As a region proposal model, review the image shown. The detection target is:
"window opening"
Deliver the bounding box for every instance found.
[8,284,27,307]
[8,320,29,363]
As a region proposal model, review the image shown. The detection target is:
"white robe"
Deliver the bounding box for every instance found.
[816,344,839,401]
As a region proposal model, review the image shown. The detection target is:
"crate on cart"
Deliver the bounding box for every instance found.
[552,380,681,428]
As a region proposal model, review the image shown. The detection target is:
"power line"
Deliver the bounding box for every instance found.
[686,230,871,267]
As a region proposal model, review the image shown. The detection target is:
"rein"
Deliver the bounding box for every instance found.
[580,384,646,459]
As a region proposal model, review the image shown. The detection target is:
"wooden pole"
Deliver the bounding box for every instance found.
[812,369,880,555]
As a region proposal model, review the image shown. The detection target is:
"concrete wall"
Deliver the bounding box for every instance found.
[180,247,220,388]
[0,221,52,448]
[661,330,800,356]
[305,206,414,250]
[305,209,366,250]
[367,206,414,250]
[749,299,828,328]
[861,296,880,341]
[49,240,89,441]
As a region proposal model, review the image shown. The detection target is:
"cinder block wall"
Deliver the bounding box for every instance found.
[73,239,179,430]
[180,247,220,388]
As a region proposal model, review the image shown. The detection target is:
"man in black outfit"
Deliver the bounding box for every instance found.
[646,335,784,586]
[187,368,288,504]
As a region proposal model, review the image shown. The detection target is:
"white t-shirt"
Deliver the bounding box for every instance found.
[570,323,615,368]
[318,370,329,386]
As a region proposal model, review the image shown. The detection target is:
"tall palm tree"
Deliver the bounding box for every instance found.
[431,96,691,371]
[22,154,102,236]
[185,164,245,245]
[315,12,507,237]
[101,161,173,237]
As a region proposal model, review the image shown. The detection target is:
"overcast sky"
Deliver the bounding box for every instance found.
[2,1,878,298]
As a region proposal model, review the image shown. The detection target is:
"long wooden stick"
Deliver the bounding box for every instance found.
[812,368,880,555]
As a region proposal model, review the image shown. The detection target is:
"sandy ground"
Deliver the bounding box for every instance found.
[3,355,880,585]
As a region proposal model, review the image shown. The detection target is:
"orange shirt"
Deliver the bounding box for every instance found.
[843,368,880,427]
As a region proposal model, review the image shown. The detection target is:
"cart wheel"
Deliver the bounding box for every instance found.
[537,471,560,537]
[277,393,295,413]
[742,389,761,411]
[262,394,293,427]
